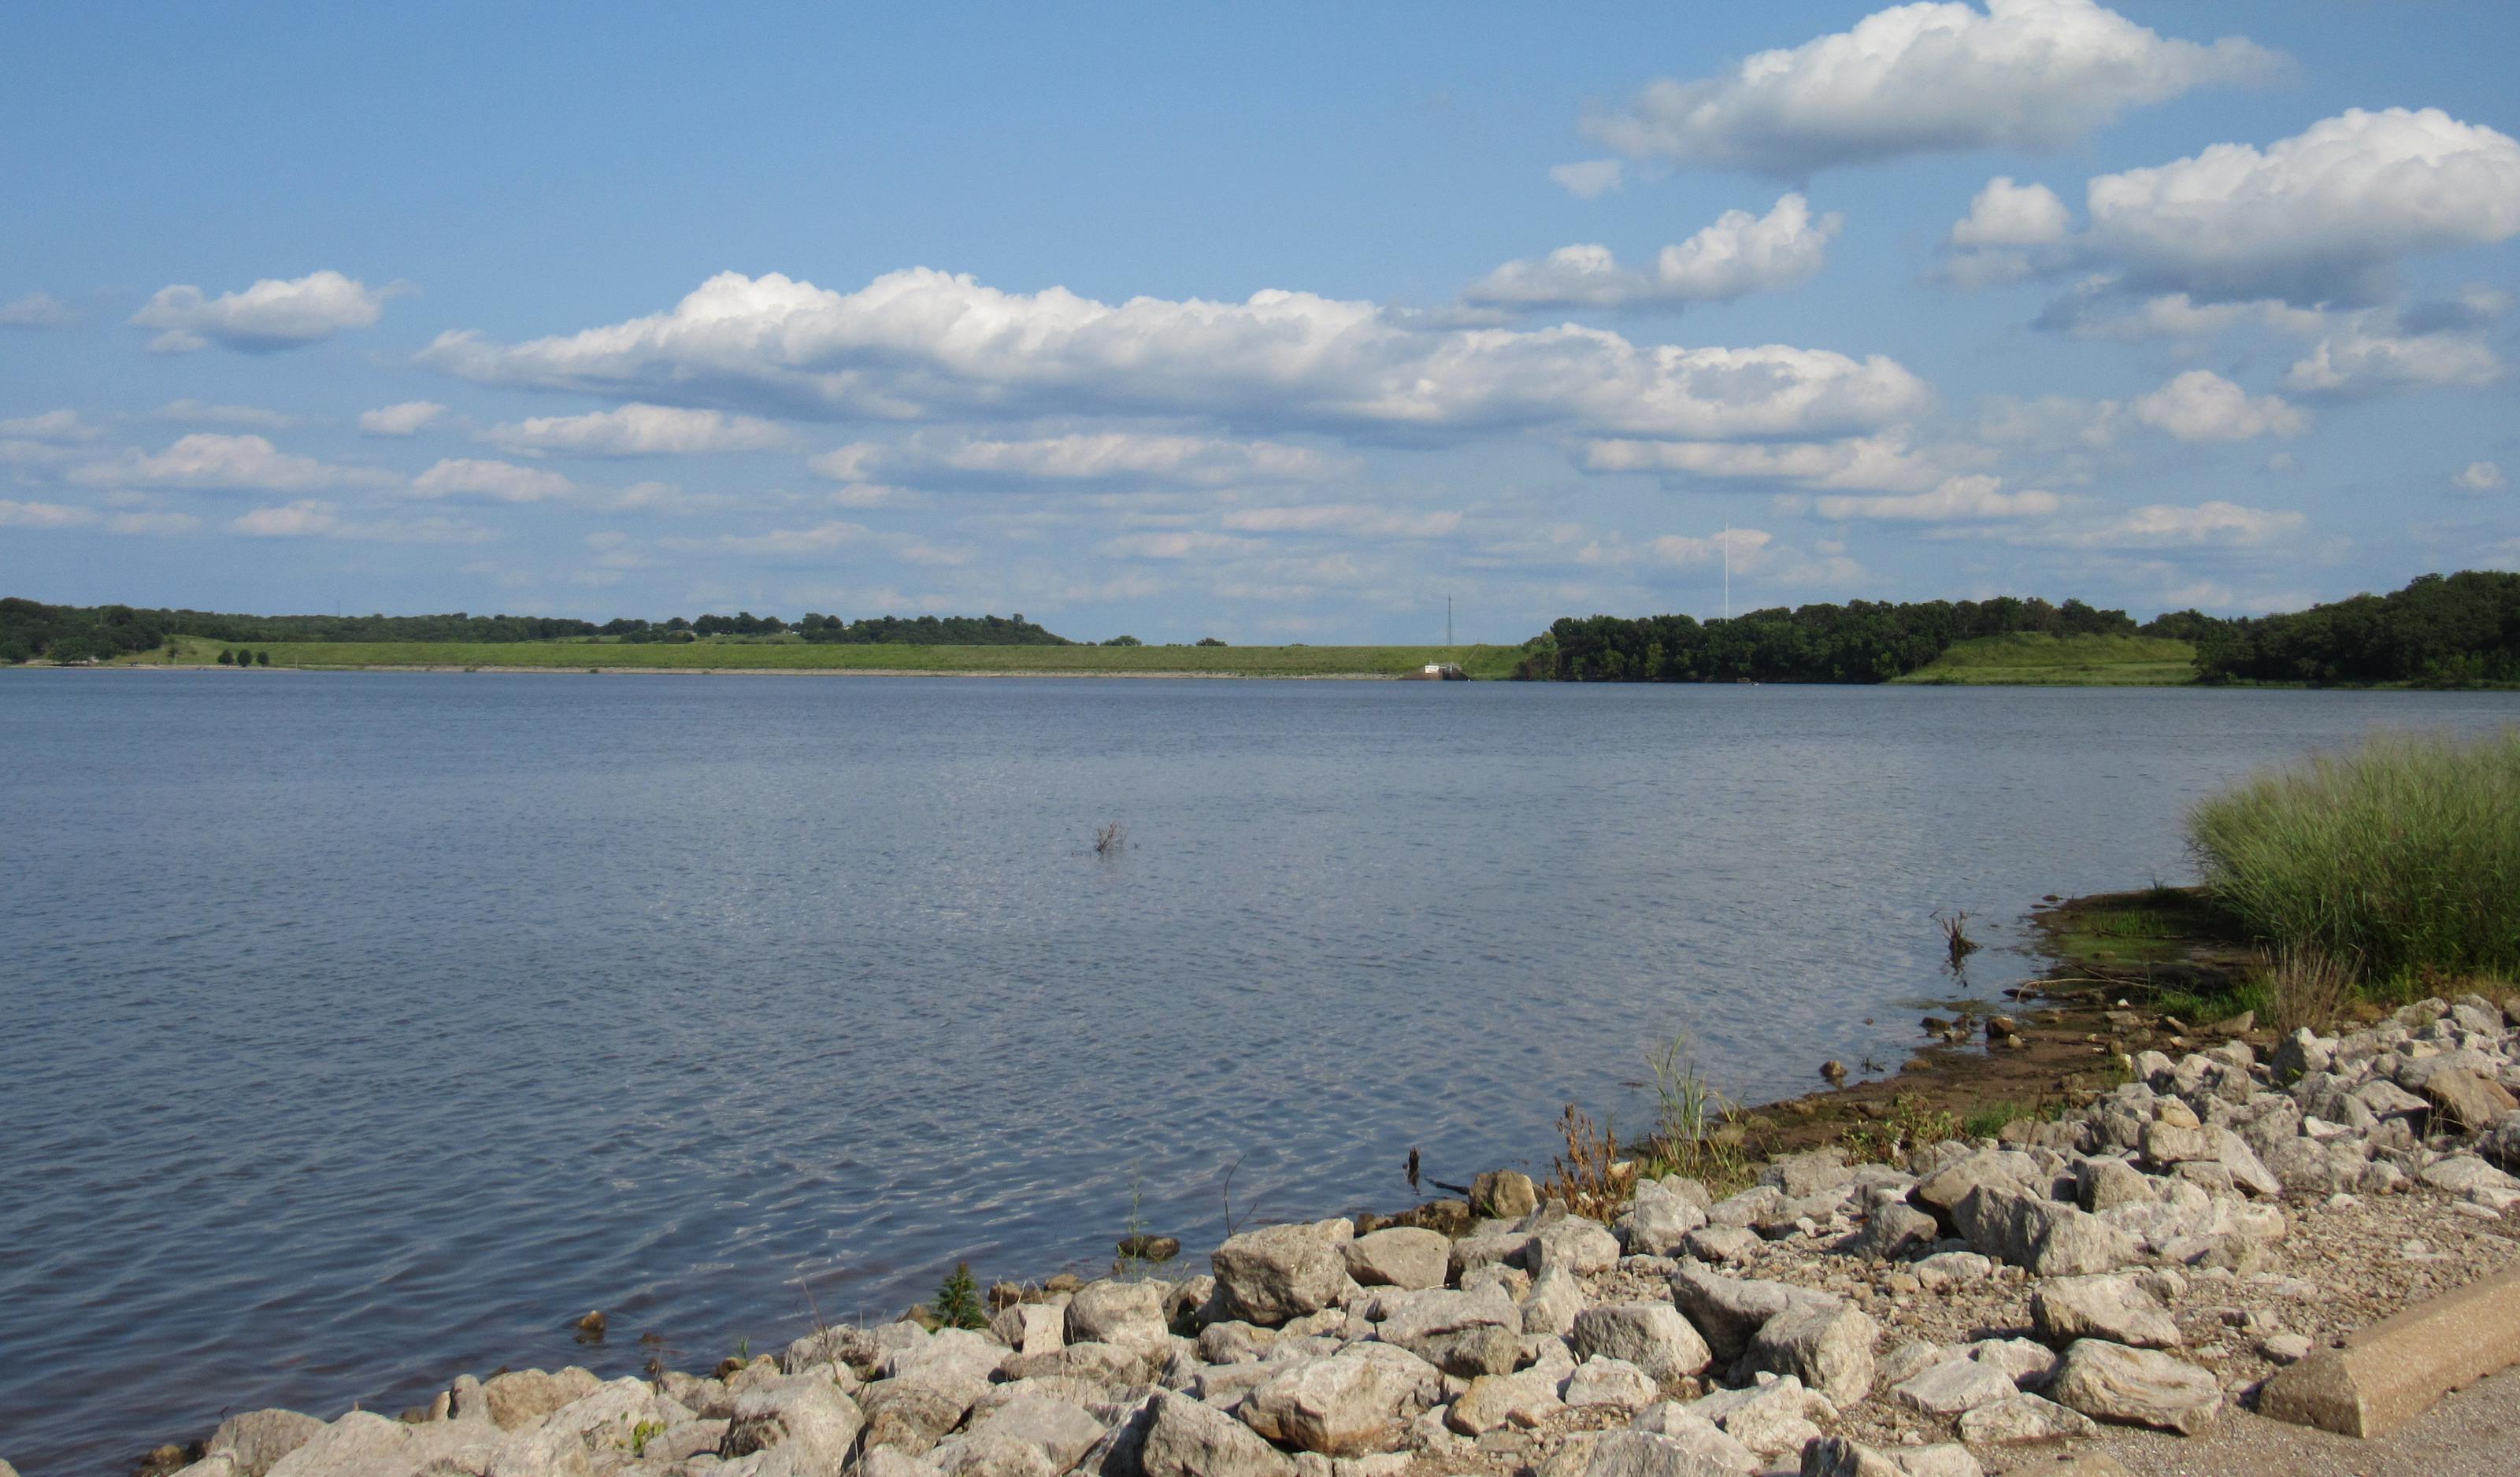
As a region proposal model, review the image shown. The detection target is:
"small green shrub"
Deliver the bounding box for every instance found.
[933,1262,987,1330]
[2186,730,2520,982]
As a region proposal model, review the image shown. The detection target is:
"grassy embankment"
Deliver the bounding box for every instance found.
[2045,729,2520,1028]
[1890,631,2196,686]
[124,639,1528,679]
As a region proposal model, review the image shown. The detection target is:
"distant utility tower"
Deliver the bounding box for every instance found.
[1446,594,1454,646]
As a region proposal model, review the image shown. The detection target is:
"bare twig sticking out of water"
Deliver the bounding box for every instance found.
[1217,1153,1255,1240]
[1093,821,1127,857]
[1936,909,1981,968]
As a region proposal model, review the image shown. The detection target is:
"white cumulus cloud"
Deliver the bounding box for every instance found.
[1584,0,2276,176]
[154,399,298,429]
[2131,370,2307,441]
[129,269,399,353]
[2084,107,2520,305]
[421,267,1933,442]
[1549,161,1626,199]
[1218,504,1464,539]
[359,401,447,436]
[410,458,576,502]
[1466,195,1840,309]
[0,409,105,442]
[1581,432,1990,493]
[2455,461,2505,493]
[484,402,792,456]
[0,498,98,528]
[817,431,1340,487]
[1941,176,2073,286]
[1811,476,2063,520]
[2285,324,2501,394]
[1,292,76,328]
[70,433,387,492]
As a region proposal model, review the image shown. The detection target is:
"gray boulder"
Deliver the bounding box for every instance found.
[206,1410,326,1477]
[1797,1438,1906,1477]
[1540,1431,1746,1477]
[1136,1391,1293,1477]
[2029,1274,2181,1349]
[1887,1359,2018,1416]
[1340,1228,1448,1290]
[1521,1264,1586,1338]
[481,1368,605,1431]
[1570,1303,1714,1382]
[858,1369,988,1453]
[1840,1202,1936,1261]
[2047,1339,2222,1434]
[1669,1268,1836,1363]
[723,1374,867,1466]
[1562,1357,1661,1412]
[1374,1284,1518,1348]
[955,1394,1107,1471]
[1618,1190,1710,1257]
[1211,1221,1351,1327]
[1761,1151,1855,1200]
[1066,1280,1170,1358]
[1738,1304,1877,1405]
[1238,1347,1440,1456]
[1624,1405,1759,1473]
[1952,1394,2098,1445]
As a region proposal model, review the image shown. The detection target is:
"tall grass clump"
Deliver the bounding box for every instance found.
[2186,730,2520,983]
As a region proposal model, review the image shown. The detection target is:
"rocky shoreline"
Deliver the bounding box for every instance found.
[59,986,2520,1477]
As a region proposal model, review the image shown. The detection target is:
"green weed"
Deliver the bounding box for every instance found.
[2188,730,2520,981]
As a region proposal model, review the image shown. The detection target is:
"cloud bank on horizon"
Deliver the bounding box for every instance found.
[2,0,2515,639]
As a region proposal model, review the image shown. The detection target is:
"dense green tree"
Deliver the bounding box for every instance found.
[255,650,271,667]
[217,649,235,665]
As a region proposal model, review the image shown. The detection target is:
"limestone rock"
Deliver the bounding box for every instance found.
[1213,1222,1352,1327]
[1471,1170,1540,1220]
[991,1304,1067,1358]
[1570,1303,1715,1382]
[1966,1337,2057,1390]
[1887,1359,2018,1416]
[1447,1370,1566,1435]
[1761,1151,1855,1200]
[1375,1285,1519,1349]
[2048,1339,2222,1435]
[1341,1229,1448,1290]
[1521,1264,1586,1338]
[1953,1393,2099,1445]
[2029,1275,2181,1349]
[1530,1220,1624,1276]
[1067,1280,1170,1358]
[2422,1070,2519,1133]
[1669,1268,1835,1364]
[1739,1304,1877,1405]
[206,1410,325,1477]
[1798,1438,1905,1477]
[1416,1324,1521,1378]
[1842,1203,1936,1262]
[954,1394,1106,1472]
[1687,1376,1834,1459]
[1563,1357,1661,1412]
[1624,1405,1759,1473]
[1239,1346,1441,1455]
[482,1368,605,1431]
[1618,1192,1710,1257]
[1890,1446,1982,1477]
[1538,1431,1744,1477]
[722,1375,868,1465]
[1136,1391,1293,1477]
[858,1369,988,1450]
[1681,1226,1760,1265]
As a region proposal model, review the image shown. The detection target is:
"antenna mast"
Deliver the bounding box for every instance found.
[1721,525,1730,621]
[1446,594,1453,648]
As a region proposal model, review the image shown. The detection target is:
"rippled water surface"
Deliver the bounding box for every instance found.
[5,672,2517,1471]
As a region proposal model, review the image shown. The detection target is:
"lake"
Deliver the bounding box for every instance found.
[3,672,2515,1472]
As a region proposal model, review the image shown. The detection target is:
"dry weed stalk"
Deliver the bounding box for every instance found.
[1544,1103,1634,1220]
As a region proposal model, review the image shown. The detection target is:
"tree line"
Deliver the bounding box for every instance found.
[1,598,1073,661]
[1514,573,2518,687]
[1517,596,2138,683]
[2181,571,2520,686]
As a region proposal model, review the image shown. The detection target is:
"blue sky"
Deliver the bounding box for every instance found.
[4,1,2516,642]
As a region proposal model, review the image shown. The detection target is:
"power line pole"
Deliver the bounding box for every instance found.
[1721,525,1730,621]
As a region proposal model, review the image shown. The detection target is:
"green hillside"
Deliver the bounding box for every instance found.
[1889,632,2197,686]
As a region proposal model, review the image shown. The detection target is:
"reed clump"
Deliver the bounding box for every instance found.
[2186,729,2520,986]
